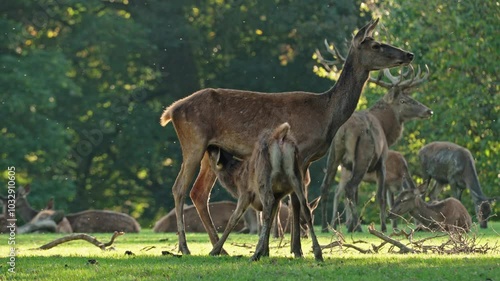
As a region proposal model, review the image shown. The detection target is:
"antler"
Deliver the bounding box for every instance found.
[314,39,346,72]
[369,64,430,89]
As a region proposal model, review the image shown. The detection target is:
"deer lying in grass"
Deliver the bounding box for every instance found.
[160,19,414,255]
[206,123,322,261]
[65,210,141,233]
[0,194,62,234]
[153,201,246,233]
[419,141,493,228]
[15,185,140,233]
[317,64,432,233]
[388,184,473,232]
[14,185,73,233]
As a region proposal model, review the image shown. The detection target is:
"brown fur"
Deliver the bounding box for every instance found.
[29,209,73,233]
[14,185,39,223]
[205,123,322,261]
[153,201,245,233]
[388,185,473,232]
[320,71,432,233]
[419,141,492,228]
[13,186,72,233]
[160,19,414,255]
[65,210,141,233]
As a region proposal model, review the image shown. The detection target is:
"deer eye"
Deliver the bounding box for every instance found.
[372,44,381,50]
[400,99,405,104]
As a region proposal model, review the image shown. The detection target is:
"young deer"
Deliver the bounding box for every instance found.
[388,184,473,232]
[318,65,432,233]
[206,123,322,261]
[160,19,414,255]
[418,141,492,228]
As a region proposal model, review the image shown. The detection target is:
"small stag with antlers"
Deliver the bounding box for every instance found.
[388,184,473,232]
[160,19,414,255]
[419,141,493,228]
[317,62,432,233]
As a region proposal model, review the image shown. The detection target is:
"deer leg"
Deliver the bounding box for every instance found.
[210,195,251,256]
[375,161,387,233]
[272,201,284,238]
[387,190,397,230]
[289,193,303,258]
[252,187,278,261]
[290,177,323,261]
[189,153,220,251]
[331,184,344,230]
[172,148,207,255]
[320,147,340,233]
[344,170,366,233]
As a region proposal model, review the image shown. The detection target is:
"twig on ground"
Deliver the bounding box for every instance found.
[34,231,124,250]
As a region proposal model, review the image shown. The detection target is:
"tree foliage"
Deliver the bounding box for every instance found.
[1,0,497,228]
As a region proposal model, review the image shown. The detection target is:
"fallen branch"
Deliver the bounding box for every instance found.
[35,231,124,250]
[368,224,416,253]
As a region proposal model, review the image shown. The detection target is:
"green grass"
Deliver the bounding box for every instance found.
[1,223,499,281]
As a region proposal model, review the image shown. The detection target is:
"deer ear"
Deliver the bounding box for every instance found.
[308,196,321,212]
[46,197,54,210]
[24,184,31,194]
[353,18,379,47]
[416,183,427,194]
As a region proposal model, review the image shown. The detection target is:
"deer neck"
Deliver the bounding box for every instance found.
[324,55,370,141]
[463,163,488,203]
[409,197,441,224]
[369,104,403,146]
[16,199,39,222]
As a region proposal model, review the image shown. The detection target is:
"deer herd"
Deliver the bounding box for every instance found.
[0,19,495,261]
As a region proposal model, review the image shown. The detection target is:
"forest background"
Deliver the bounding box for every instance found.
[1,0,498,227]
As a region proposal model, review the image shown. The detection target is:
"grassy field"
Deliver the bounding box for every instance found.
[1,223,499,281]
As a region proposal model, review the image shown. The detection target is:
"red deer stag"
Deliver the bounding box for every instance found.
[153,201,246,233]
[418,141,492,228]
[206,123,322,261]
[318,64,432,233]
[388,184,472,232]
[160,19,414,255]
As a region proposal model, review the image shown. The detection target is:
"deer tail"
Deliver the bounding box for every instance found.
[272,122,291,142]
[160,107,172,127]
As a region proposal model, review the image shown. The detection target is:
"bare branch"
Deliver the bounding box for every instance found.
[35,231,124,250]
[368,224,417,253]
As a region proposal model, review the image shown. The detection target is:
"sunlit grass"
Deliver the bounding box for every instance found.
[1,223,499,280]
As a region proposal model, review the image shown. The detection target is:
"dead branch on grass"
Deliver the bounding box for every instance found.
[34,231,124,250]
[321,222,499,255]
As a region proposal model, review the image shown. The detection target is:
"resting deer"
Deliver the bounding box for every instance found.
[65,210,141,233]
[388,184,472,232]
[14,185,39,223]
[206,123,322,261]
[160,19,414,255]
[15,184,140,233]
[317,64,432,233]
[14,185,73,233]
[153,201,246,233]
[418,141,492,228]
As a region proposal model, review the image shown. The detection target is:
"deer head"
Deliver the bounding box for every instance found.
[371,65,433,121]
